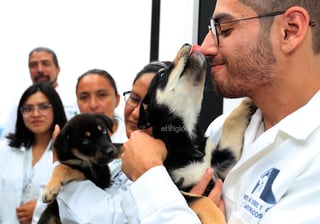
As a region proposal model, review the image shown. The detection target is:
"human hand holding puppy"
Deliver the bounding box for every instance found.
[190,168,225,214]
[121,130,167,181]
[121,130,225,215]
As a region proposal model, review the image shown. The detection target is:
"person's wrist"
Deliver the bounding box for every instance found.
[131,160,163,181]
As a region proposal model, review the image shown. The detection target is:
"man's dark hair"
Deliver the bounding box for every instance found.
[28,47,60,68]
[240,0,320,54]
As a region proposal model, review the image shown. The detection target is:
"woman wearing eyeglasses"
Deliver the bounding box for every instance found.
[0,82,67,224]
[123,61,170,138]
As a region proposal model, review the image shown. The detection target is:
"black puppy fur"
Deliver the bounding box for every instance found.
[38,113,118,224]
[138,43,256,220]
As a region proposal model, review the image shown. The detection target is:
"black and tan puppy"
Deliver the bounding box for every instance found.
[138,43,256,223]
[38,113,119,224]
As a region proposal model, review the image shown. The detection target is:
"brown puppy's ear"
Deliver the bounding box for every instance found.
[53,126,70,159]
[95,114,114,133]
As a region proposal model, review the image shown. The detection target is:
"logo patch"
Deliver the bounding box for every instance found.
[241,168,279,221]
[251,168,279,203]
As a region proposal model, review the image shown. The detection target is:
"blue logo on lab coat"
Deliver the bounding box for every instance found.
[251,168,279,204]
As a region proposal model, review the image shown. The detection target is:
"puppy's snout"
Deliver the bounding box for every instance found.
[106,145,118,159]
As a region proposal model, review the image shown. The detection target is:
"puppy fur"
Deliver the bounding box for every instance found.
[138,43,256,223]
[38,113,119,224]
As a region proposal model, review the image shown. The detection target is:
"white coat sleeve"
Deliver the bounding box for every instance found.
[121,166,201,224]
[32,160,60,224]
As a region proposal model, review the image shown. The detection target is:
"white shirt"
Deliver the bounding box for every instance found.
[111,116,128,144]
[0,139,53,224]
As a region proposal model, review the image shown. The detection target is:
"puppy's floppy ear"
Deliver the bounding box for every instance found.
[95,114,114,133]
[138,97,151,130]
[53,125,70,156]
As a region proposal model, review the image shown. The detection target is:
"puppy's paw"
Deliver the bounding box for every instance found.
[42,181,62,203]
[220,98,256,145]
[238,97,257,119]
[225,97,256,129]
[215,97,256,176]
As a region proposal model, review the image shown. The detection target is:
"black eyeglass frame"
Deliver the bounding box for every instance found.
[123,91,143,108]
[209,11,286,45]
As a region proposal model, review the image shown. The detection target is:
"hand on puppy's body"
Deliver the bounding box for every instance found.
[121,130,167,181]
[190,168,225,214]
[16,200,37,224]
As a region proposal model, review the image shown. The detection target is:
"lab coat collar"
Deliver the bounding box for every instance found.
[277,91,320,141]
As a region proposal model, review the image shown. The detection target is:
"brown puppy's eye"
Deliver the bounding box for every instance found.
[84,131,91,137]
[97,125,107,134]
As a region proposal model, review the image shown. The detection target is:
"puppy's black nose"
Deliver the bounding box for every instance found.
[106,146,117,158]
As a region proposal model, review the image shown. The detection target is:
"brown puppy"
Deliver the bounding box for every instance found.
[38,113,119,224]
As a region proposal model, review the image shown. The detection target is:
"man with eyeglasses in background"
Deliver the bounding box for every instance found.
[120,0,320,223]
[1,47,78,139]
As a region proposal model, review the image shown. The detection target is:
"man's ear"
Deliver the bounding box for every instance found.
[281,7,310,53]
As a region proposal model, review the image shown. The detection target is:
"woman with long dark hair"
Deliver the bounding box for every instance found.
[0,82,67,224]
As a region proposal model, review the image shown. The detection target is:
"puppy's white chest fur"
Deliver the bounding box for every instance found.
[170,138,216,188]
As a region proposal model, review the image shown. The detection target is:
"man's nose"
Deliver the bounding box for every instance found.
[199,31,219,57]
[190,44,203,54]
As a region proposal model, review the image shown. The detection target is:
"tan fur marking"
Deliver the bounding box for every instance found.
[219,98,255,160]
[84,131,91,137]
[188,196,226,224]
[42,164,86,203]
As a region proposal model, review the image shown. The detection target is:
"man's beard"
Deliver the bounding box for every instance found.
[34,74,57,88]
[213,35,276,98]
[34,74,50,83]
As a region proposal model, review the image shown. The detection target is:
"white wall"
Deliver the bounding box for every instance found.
[159,0,242,115]
[158,0,199,60]
[0,0,199,130]
[0,0,238,133]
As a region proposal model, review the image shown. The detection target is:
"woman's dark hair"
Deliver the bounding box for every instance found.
[133,61,171,84]
[76,68,119,96]
[7,82,67,148]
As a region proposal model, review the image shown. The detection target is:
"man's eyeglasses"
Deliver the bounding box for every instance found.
[123,91,143,108]
[20,103,53,117]
[208,11,286,46]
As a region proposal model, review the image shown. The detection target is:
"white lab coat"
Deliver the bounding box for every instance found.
[57,158,131,223]
[0,139,53,224]
[120,91,320,224]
